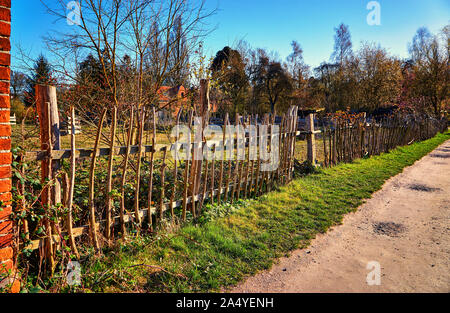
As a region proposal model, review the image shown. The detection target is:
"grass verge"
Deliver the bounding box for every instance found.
[76,131,449,293]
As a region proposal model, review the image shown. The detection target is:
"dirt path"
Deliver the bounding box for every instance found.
[232,140,450,293]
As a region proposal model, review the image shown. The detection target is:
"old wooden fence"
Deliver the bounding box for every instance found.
[320,113,447,167]
[14,85,447,271]
[18,86,306,269]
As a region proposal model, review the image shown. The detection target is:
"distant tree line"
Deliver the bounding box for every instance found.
[208,23,449,117]
[11,10,449,125]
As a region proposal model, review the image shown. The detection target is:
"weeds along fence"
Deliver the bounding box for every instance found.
[10,85,447,273]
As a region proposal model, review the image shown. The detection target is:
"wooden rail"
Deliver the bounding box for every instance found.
[23,131,313,162]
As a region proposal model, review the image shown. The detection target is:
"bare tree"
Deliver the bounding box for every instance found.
[357,42,403,111]
[409,26,449,115]
[331,23,353,66]
[10,71,28,99]
[286,41,310,107]
[251,49,293,114]
[42,0,214,122]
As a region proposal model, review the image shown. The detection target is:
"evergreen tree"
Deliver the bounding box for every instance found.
[24,54,54,106]
[78,53,109,91]
[73,53,113,112]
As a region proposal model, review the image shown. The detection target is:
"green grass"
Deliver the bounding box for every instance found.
[73,131,449,293]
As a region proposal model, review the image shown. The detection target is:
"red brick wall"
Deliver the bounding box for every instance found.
[0,0,18,293]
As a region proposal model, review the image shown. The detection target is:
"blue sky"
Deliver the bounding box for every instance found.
[11,0,450,70]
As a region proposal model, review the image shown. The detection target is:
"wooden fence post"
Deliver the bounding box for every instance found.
[306,113,317,166]
[36,85,62,205]
[35,85,61,271]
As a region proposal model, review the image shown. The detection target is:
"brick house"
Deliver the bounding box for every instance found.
[156,85,188,123]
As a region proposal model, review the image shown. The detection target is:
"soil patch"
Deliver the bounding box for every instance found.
[373,222,406,237]
[408,184,442,192]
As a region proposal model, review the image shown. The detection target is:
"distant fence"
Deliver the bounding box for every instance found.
[12,85,447,272]
[10,113,16,125]
[319,113,447,167]
[60,116,82,135]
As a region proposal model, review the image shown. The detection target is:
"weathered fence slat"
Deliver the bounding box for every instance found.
[67,106,79,258]
[224,115,233,203]
[243,117,252,198]
[119,107,134,235]
[217,113,228,203]
[248,116,258,195]
[134,107,146,229]
[147,107,157,230]
[236,116,245,199]
[170,110,182,218]
[88,107,107,252]
[190,134,197,219]
[105,106,117,242]
[182,110,194,221]
[159,147,168,222]
[210,144,216,207]
[199,151,209,213]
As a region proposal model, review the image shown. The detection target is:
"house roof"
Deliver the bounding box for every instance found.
[157,85,186,102]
